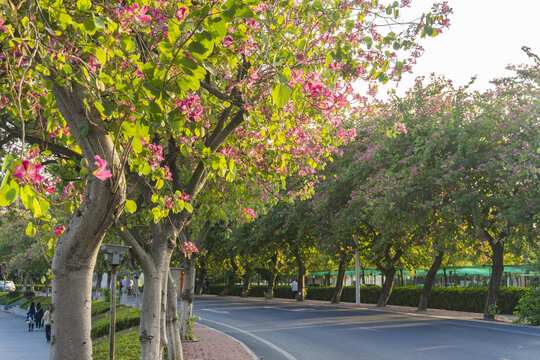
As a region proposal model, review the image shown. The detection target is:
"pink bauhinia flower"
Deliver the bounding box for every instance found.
[93,155,112,181]
[175,7,188,22]
[0,15,8,33]
[12,160,44,184]
[181,241,199,259]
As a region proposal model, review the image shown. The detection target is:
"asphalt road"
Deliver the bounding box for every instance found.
[193,296,540,360]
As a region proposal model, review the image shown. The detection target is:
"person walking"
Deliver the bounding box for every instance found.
[35,302,44,330]
[291,279,298,299]
[26,301,36,332]
[43,308,51,342]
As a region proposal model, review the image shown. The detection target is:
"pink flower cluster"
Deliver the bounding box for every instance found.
[55,225,66,236]
[180,241,199,259]
[175,95,204,121]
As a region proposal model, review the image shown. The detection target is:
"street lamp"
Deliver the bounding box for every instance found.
[100,243,131,360]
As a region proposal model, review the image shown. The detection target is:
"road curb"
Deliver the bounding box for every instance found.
[196,322,259,360]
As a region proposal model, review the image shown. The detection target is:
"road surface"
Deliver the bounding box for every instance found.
[194,296,540,360]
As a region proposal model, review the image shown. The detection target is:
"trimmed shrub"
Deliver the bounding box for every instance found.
[514,287,540,325]
[92,301,111,316]
[20,296,43,309]
[0,292,24,305]
[24,291,36,299]
[93,327,141,360]
[208,284,527,314]
[91,307,141,340]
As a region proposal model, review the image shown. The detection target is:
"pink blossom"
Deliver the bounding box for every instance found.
[55,225,66,236]
[93,155,112,181]
[181,241,199,259]
[12,160,44,184]
[394,121,407,134]
[0,15,8,33]
[175,7,188,22]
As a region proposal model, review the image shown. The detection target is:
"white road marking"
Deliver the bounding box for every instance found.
[200,318,297,360]
[200,308,229,314]
[263,306,309,312]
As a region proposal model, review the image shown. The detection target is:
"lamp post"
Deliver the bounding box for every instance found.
[355,234,360,307]
[100,244,131,360]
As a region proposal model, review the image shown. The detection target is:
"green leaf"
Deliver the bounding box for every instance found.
[79,121,89,138]
[77,0,92,11]
[94,16,105,29]
[132,137,143,154]
[63,64,73,74]
[168,20,181,44]
[26,222,36,237]
[272,84,291,108]
[159,42,173,56]
[184,202,193,213]
[125,199,137,213]
[120,35,135,52]
[84,16,97,35]
[95,48,107,64]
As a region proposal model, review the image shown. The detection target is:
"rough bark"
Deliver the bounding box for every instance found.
[180,256,196,340]
[377,266,397,307]
[241,267,253,297]
[50,82,126,360]
[266,254,279,299]
[166,270,183,360]
[331,255,348,304]
[484,231,505,319]
[418,250,444,311]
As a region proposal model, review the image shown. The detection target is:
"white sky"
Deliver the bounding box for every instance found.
[380,0,540,96]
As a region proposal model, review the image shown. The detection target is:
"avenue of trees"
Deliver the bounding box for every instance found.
[0,0,453,359]
[199,59,539,318]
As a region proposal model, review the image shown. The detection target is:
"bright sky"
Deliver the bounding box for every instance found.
[381,0,540,97]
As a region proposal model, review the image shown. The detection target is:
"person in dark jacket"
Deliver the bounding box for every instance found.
[27,302,36,332]
[35,302,44,330]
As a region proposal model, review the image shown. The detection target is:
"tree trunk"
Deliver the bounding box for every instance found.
[331,256,348,304]
[49,80,126,360]
[443,267,447,287]
[139,258,169,360]
[484,235,505,319]
[241,268,253,297]
[377,267,396,307]
[418,250,444,311]
[166,270,183,360]
[95,272,103,301]
[220,258,238,296]
[294,249,306,301]
[266,254,279,299]
[180,256,196,340]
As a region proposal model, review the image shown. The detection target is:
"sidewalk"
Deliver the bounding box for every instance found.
[0,296,256,360]
[0,311,50,360]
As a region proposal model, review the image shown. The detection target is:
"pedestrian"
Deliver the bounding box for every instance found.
[203,278,210,294]
[43,308,51,342]
[35,302,44,330]
[291,279,298,299]
[27,301,36,332]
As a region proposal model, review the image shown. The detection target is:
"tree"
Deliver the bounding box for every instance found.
[0,0,450,358]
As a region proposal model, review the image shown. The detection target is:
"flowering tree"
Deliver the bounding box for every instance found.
[0,0,450,358]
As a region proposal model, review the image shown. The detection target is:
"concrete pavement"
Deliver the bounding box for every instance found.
[0,310,50,360]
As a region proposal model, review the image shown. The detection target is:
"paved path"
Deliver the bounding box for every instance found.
[0,311,50,360]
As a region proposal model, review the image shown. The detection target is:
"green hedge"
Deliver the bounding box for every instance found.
[91,307,141,340]
[208,284,528,314]
[93,327,142,360]
[0,293,24,305]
